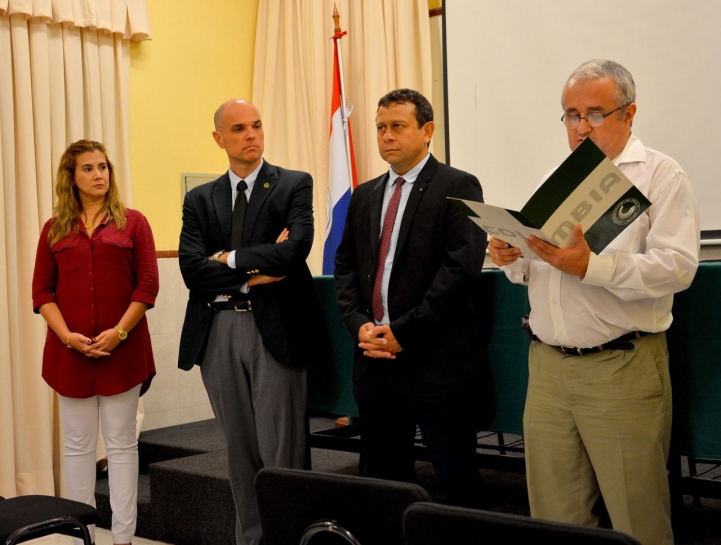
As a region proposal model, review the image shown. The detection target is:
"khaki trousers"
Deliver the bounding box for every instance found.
[523,333,673,545]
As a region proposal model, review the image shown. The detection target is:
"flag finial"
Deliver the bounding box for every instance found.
[333,3,341,34]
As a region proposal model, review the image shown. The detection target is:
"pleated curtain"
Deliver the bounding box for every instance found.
[0,0,151,497]
[252,0,433,272]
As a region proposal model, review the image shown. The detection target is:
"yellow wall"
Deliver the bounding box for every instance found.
[131,0,439,250]
[130,0,259,250]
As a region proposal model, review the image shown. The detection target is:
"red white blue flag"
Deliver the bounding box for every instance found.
[323,40,357,274]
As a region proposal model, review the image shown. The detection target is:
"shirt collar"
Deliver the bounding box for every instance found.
[387,152,431,187]
[228,159,264,192]
[612,133,646,166]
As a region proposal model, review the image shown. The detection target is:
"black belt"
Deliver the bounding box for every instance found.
[521,316,652,356]
[210,299,252,312]
[548,331,652,356]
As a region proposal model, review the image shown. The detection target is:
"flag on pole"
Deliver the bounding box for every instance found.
[322,21,358,275]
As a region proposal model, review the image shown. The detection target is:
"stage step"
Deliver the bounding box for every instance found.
[93,417,360,543]
[137,418,225,474]
[95,474,153,539]
[95,419,229,543]
[150,450,235,545]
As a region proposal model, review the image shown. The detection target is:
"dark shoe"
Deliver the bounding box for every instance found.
[96,458,108,479]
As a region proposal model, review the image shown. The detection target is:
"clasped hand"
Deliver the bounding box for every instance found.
[66,329,121,359]
[358,322,403,359]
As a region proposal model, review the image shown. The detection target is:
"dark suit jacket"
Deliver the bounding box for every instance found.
[178,160,321,371]
[334,154,489,385]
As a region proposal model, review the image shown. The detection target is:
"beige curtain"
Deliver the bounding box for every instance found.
[0,0,151,498]
[252,0,433,273]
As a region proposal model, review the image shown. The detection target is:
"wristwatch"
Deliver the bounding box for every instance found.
[211,250,225,261]
[114,325,128,341]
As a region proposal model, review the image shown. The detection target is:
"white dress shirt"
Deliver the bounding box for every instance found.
[375,152,431,325]
[503,134,700,347]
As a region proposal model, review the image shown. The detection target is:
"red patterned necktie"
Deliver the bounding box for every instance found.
[372,177,405,323]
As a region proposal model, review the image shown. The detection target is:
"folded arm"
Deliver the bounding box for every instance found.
[180,175,314,294]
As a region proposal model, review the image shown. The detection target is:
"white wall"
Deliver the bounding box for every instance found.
[444,0,721,234]
[142,258,214,431]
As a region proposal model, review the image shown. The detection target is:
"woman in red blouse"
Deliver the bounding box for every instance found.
[32,140,159,545]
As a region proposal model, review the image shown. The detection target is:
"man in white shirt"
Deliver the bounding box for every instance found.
[489,59,699,545]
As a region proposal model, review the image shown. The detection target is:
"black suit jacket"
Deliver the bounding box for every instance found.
[335,154,489,384]
[178,161,321,371]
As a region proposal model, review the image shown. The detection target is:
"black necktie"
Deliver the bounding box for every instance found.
[231,180,248,250]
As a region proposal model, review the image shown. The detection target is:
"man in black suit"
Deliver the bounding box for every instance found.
[335,89,490,507]
[178,99,317,545]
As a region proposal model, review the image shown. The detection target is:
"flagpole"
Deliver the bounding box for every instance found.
[332,4,354,193]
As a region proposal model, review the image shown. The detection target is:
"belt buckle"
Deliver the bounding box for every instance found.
[233,301,252,312]
[557,345,587,356]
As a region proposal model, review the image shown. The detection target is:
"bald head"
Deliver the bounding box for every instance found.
[212,99,265,177]
[214,99,259,131]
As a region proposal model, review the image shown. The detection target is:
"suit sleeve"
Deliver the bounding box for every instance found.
[391,173,488,351]
[334,188,371,339]
[234,173,314,274]
[179,173,314,294]
[179,191,250,294]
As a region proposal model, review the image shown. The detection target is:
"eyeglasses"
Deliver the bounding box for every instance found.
[561,104,630,129]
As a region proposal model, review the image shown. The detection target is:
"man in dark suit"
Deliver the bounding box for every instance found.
[178,99,317,545]
[335,89,490,507]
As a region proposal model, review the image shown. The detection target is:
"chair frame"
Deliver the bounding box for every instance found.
[256,467,431,545]
[300,520,362,545]
[0,496,96,545]
[4,515,94,545]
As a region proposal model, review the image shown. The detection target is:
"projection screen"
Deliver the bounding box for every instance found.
[443,0,721,237]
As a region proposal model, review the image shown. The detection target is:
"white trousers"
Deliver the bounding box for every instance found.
[58,384,141,544]
[97,398,144,462]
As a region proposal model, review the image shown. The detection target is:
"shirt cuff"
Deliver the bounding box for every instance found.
[226,251,250,292]
[503,259,528,285]
[582,252,614,286]
[32,294,57,314]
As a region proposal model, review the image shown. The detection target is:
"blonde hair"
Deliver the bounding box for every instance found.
[48,140,126,246]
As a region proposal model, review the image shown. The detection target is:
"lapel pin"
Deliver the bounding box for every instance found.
[264,182,270,188]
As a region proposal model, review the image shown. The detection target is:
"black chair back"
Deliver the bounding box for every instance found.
[403,502,641,545]
[0,495,97,545]
[255,468,431,545]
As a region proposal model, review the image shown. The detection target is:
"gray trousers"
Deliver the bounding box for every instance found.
[200,309,307,545]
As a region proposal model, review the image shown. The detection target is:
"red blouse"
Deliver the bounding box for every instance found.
[32,209,159,398]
